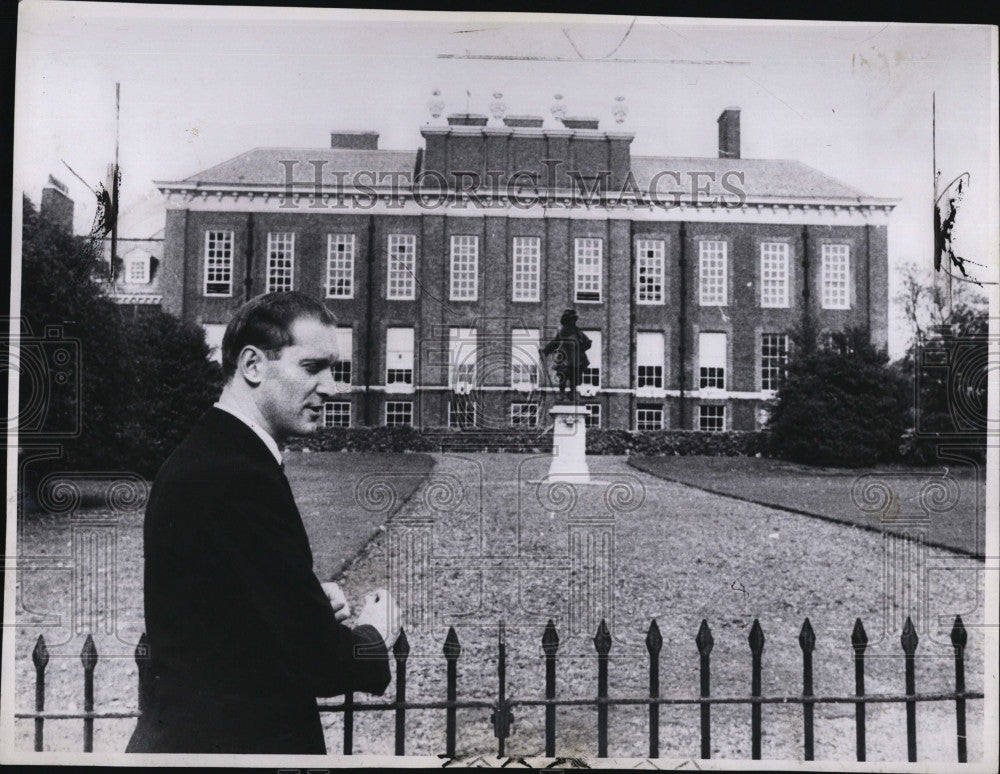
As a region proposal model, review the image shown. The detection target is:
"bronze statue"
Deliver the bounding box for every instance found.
[542,308,592,403]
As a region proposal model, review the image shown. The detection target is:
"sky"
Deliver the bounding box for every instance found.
[13,2,999,358]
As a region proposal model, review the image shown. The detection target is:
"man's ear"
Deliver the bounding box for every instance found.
[236,345,268,386]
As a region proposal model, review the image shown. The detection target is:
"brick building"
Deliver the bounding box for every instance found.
[155,104,895,431]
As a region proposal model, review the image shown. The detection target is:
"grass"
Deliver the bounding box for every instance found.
[627,456,986,558]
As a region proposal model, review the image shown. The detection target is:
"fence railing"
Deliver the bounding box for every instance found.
[18,615,982,761]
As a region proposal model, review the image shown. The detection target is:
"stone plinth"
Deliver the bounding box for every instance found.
[546,405,591,484]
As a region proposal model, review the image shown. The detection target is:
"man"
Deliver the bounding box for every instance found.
[542,308,592,403]
[127,292,399,754]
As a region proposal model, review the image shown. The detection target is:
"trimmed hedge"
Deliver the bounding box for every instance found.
[286,426,768,456]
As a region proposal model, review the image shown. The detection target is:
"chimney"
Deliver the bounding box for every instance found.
[40,175,74,233]
[330,131,379,150]
[717,107,741,159]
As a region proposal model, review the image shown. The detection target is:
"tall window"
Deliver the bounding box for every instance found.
[636,332,664,391]
[385,401,413,426]
[699,332,727,390]
[821,244,850,309]
[510,403,538,427]
[266,232,295,293]
[636,404,664,430]
[760,242,789,308]
[511,328,541,387]
[584,404,602,428]
[448,399,476,429]
[322,402,351,428]
[574,238,603,303]
[512,236,541,302]
[204,230,233,296]
[387,234,416,299]
[125,253,150,284]
[761,333,788,392]
[333,327,353,386]
[581,330,602,388]
[385,328,414,390]
[449,328,478,387]
[326,234,355,298]
[636,239,665,304]
[450,235,479,301]
[698,240,727,306]
[699,405,725,432]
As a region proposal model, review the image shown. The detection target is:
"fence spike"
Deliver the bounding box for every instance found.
[444,626,461,660]
[696,619,714,654]
[901,616,919,654]
[393,627,410,659]
[542,619,559,654]
[32,635,49,670]
[594,619,612,655]
[81,634,98,669]
[748,619,765,654]
[799,618,816,652]
[851,618,868,651]
[950,615,967,649]
[134,632,148,663]
[646,619,663,655]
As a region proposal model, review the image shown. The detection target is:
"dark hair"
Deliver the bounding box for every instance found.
[221,292,336,380]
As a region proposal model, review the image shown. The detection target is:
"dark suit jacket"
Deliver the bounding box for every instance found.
[126,408,390,754]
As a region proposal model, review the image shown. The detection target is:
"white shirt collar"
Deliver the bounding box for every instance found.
[213,401,283,467]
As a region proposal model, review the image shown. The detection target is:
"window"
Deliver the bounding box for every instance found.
[266,232,295,292]
[385,401,413,426]
[580,330,602,388]
[574,238,603,303]
[449,328,477,387]
[821,244,850,309]
[699,405,726,432]
[636,404,664,430]
[511,328,541,388]
[203,323,226,363]
[698,240,727,306]
[322,401,351,428]
[699,332,727,391]
[585,403,602,428]
[387,234,416,299]
[512,236,541,302]
[450,235,478,301]
[760,333,788,392]
[636,239,665,304]
[385,328,414,390]
[510,403,538,428]
[326,234,355,298]
[636,332,664,390]
[125,253,150,284]
[333,327,353,387]
[760,242,789,308]
[204,230,233,296]
[448,399,476,429]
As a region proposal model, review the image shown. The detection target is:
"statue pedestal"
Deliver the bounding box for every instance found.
[546,405,591,484]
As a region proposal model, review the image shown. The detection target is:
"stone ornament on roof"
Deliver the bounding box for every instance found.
[427,89,445,124]
[613,95,628,125]
[550,93,567,123]
[489,92,507,125]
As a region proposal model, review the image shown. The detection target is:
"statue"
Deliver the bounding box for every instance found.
[542,309,592,403]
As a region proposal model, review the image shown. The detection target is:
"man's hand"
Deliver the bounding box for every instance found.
[355,588,401,649]
[320,582,351,622]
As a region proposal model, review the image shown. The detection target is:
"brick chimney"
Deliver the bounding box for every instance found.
[717,107,741,159]
[40,175,74,233]
[330,131,379,150]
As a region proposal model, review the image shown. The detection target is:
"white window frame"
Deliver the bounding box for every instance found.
[266,232,295,293]
[760,242,790,308]
[322,401,351,428]
[698,405,726,432]
[448,399,477,429]
[204,230,233,297]
[449,328,478,389]
[698,332,727,392]
[384,401,413,427]
[580,330,602,390]
[510,403,539,428]
[512,236,541,302]
[332,327,353,389]
[635,405,664,431]
[202,323,226,363]
[511,328,541,389]
[125,253,151,284]
[761,333,789,393]
[698,240,727,306]
[387,234,417,300]
[385,327,415,393]
[326,234,355,298]
[821,244,851,309]
[584,403,602,428]
[449,235,479,301]
[635,331,665,395]
[574,237,603,303]
[636,239,665,305]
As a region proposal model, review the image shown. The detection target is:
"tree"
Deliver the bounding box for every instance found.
[767,324,911,467]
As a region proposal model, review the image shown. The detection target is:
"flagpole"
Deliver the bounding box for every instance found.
[110,82,120,283]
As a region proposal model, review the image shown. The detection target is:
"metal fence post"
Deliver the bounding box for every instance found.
[444,626,460,758]
[542,620,559,757]
[696,619,714,760]
[901,616,919,762]
[81,634,98,752]
[950,615,968,763]
[748,619,764,760]
[491,621,512,757]
[134,633,149,715]
[393,628,409,756]
[799,618,815,761]
[342,691,354,754]
[851,618,868,761]
[646,619,662,758]
[594,619,612,758]
[32,635,48,752]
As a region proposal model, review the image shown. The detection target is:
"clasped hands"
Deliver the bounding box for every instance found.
[321,581,400,649]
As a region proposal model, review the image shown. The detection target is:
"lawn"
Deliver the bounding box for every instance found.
[627,456,986,558]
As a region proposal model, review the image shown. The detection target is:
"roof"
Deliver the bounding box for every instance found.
[180,147,418,185]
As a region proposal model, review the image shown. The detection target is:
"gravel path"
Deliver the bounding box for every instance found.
[332,453,986,763]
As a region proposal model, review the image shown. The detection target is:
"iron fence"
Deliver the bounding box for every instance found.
[18,614,982,761]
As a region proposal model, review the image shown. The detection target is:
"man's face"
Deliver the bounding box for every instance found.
[257,316,340,440]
